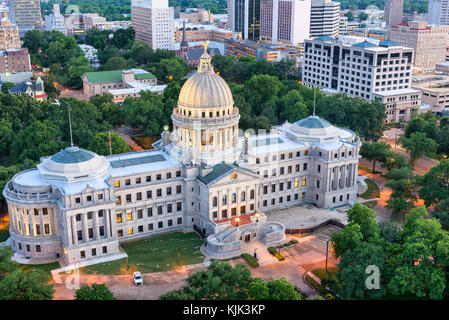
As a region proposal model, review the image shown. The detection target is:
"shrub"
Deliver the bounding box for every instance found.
[241,253,259,267]
[290,239,299,245]
[267,247,285,261]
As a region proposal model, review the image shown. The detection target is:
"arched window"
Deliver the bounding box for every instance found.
[241,192,245,201]
[232,193,237,203]
[222,195,227,205]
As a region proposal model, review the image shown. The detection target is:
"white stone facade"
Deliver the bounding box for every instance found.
[4,49,361,264]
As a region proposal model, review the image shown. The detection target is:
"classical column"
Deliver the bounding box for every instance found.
[93,211,100,240]
[104,209,111,238]
[66,215,72,246]
[71,215,78,245]
[82,213,88,243]
[38,209,44,237]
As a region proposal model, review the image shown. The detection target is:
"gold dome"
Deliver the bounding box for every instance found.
[177,52,234,112]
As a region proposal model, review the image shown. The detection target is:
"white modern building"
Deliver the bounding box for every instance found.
[4,47,361,265]
[44,4,67,35]
[79,44,100,69]
[131,0,175,50]
[310,0,340,38]
[303,36,420,122]
[429,0,449,25]
[260,0,311,45]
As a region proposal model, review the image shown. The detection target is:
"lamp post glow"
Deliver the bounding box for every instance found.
[235,217,239,227]
[255,213,259,223]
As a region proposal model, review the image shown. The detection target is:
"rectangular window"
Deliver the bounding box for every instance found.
[168,219,173,227]
[77,230,83,241]
[158,206,163,215]
[114,181,120,187]
[118,229,123,237]
[80,250,85,259]
[177,217,182,225]
[136,177,141,184]
[147,190,152,199]
[158,221,163,229]
[125,179,130,186]
[103,246,107,254]
[35,224,40,235]
[99,226,104,237]
[127,211,133,221]
[138,225,143,232]
[137,209,143,219]
[177,202,182,211]
[176,170,181,177]
[87,212,93,220]
[42,208,48,215]
[128,227,133,235]
[157,189,162,197]
[167,204,172,213]
[136,192,142,201]
[148,223,153,230]
[126,194,132,203]
[146,175,151,182]
[167,187,172,195]
[176,185,181,194]
[92,248,96,256]
[88,228,93,239]
[116,214,122,223]
[147,207,153,217]
[156,174,161,181]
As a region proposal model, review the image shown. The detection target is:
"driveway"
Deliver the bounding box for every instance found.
[53,226,341,300]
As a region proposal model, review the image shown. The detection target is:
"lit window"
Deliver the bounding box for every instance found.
[128,227,133,235]
[295,179,299,188]
[114,181,120,187]
[127,211,133,221]
[302,178,307,187]
[116,214,122,223]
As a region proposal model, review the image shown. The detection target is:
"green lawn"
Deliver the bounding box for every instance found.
[360,179,380,200]
[81,232,205,275]
[18,262,61,281]
[0,227,9,242]
[311,267,339,282]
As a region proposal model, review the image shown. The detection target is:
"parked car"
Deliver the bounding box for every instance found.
[133,271,143,286]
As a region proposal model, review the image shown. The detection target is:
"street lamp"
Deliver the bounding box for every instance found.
[255,213,259,223]
[325,239,330,273]
[235,217,239,227]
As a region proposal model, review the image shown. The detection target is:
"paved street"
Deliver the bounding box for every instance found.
[52,226,340,300]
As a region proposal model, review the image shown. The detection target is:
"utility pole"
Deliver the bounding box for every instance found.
[326,239,329,273]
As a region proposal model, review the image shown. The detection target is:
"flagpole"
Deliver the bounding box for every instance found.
[109,130,112,156]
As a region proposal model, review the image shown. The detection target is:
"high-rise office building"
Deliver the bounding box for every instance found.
[310,0,340,38]
[8,0,41,37]
[228,0,261,41]
[390,21,449,72]
[131,0,175,50]
[259,0,311,45]
[303,36,420,123]
[428,0,449,25]
[384,0,403,27]
[0,7,21,51]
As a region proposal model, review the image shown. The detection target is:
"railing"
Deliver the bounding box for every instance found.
[172,111,240,124]
[4,183,55,201]
[285,219,345,236]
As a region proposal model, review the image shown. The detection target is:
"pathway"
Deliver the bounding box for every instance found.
[112,126,144,152]
[52,226,341,300]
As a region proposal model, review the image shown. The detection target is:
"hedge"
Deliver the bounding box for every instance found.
[241,253,259,267]
[290,239,299,244]
[267,246,285,261]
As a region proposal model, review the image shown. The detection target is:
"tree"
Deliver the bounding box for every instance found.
[346,203,380,241]
[399,132,437,168]
[330,242,387,299]
[358,12,369,21]
[345,11,355,21]
[0,247,54,300]
[11,120,66,162]
[417,159,449,207]
[1,82,14,94]
[0,119,14,166]
[248,277,303,300]
[360,142,391,175]
[88,132,131,156]
[381,151,407,171]
[103,56,133,71]
[75,283,116,300]
[159,260,253,300]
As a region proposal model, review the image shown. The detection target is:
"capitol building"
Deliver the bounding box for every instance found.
[3,48,362,265]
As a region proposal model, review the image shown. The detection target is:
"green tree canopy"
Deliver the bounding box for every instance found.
[88,132,131,156]
[75,283,116,300]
